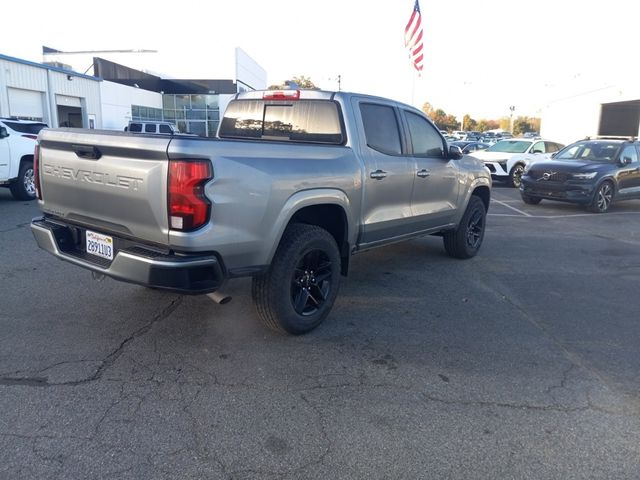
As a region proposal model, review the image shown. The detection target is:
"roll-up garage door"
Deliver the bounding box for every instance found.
[8,88,44,119]
[56,95,82,108]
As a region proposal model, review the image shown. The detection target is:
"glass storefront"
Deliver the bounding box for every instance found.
[159,94,221,137]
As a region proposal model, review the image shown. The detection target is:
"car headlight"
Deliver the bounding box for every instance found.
[571,172,597,180]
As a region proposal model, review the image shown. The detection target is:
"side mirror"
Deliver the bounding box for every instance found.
[622,156,633,165]
[0,127,8,139]
[551,152,558,158]
[448,145,463,160]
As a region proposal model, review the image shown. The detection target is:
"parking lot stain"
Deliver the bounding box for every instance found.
[0,376,49,387]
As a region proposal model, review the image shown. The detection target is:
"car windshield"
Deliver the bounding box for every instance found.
[3,121,47,134]
[555,141,621,162]
[485,140,531,153]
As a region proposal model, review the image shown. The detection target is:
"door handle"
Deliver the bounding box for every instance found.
[370,170,387,180]
[417,169,431,178]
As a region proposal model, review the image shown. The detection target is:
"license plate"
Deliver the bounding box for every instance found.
[86,230,114,261]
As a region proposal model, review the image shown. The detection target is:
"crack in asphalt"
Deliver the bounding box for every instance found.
[468,269,640,416]
[0,297,183,388]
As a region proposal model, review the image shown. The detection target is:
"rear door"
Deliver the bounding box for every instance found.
[38,129,172,245]
[353,98,414,245]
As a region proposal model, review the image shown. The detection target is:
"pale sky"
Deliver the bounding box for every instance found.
[5,0,638,120]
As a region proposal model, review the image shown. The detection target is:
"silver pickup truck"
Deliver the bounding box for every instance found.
[31,89,491,334]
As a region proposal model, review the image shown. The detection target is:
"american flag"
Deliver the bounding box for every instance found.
[404,0,424,74]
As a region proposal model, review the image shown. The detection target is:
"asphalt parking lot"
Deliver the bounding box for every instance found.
[1,186,640,479]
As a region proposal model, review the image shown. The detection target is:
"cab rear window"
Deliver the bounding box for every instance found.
[219,100,345,145]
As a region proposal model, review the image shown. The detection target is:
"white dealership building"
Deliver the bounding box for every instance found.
[0,48,267,136]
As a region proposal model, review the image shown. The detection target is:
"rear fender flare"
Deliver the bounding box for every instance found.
[263,189,353,265]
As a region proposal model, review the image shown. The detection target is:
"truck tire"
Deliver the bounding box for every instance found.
[252,223,341,335]
[443,196,486,259]
[9,160,36,201]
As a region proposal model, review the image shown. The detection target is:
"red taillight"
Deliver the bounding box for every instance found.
[34,144,42,200]
[168,159,212,231]
[22,134,38,140]
[263,90,300,100]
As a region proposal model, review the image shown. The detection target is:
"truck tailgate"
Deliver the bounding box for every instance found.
[38,129,171,246]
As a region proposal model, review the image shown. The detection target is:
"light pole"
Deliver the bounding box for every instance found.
[509,105,516,133]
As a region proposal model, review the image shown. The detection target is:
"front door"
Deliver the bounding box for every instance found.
[403,110,460,228]
[617,145,640,195]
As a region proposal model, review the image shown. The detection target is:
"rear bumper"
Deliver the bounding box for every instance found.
[31,217,226,294]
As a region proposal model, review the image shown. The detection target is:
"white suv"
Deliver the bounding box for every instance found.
[0,118,47,200]
[472,138,565,187]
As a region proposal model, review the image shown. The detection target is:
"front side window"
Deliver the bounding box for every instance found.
[405,111,444,157]
[360,103,401,155]
[620,145,638,164]
[159,124,173,134]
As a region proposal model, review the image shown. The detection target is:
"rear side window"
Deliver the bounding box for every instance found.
[360,103,402,155]
[220,99,344,144]
[145,124,156,133]
[129,123,142,132]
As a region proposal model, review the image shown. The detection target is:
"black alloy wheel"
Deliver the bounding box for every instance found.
[465,206,484,251]
[291,249,333,316]
[252,224,341,335]
[443,195,486,259]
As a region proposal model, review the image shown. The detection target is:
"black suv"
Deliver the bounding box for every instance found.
[519,138,640,213]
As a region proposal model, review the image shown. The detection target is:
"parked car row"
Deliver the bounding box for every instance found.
[520,138,640,213]
[453,134,639,214]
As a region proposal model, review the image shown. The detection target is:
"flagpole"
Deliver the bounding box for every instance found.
[411,73,416,106]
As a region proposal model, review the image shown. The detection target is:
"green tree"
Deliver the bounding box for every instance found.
[513,117,541,135]
[268,75,318,90]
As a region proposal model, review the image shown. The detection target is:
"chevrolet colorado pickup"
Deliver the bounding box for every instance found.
[31,89,491,334]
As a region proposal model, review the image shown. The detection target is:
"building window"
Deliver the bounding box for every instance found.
[161,94,221,137]
[131,104,163,122]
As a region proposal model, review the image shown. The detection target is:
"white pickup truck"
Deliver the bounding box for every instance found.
[0,118,47,200]
[31,89,491,334]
